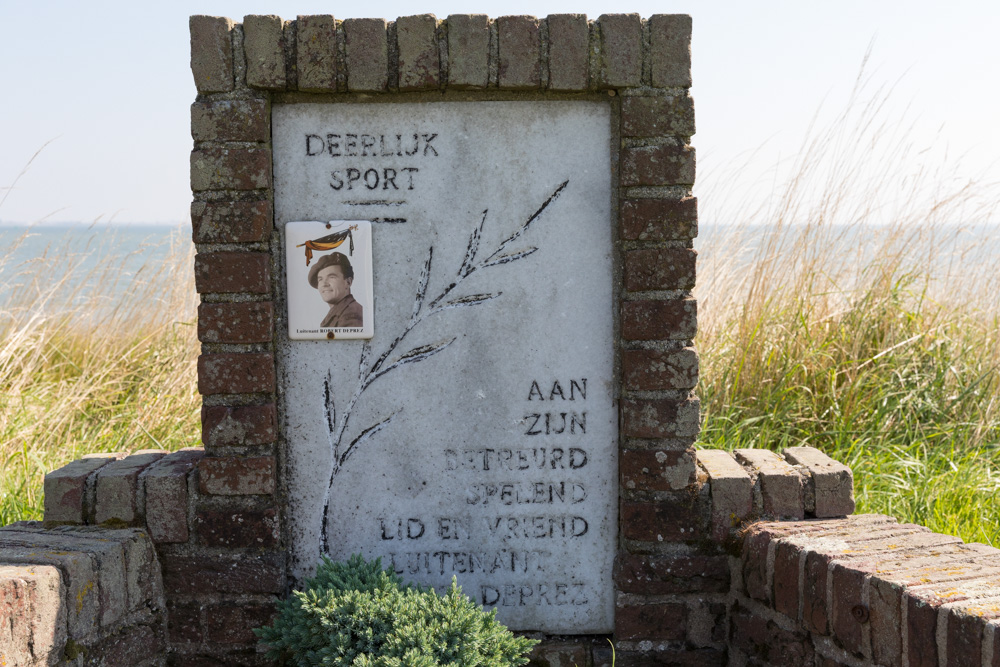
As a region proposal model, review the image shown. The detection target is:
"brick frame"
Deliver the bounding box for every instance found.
[190,12,697,664]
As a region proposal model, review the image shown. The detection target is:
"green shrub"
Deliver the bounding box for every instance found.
[255,554,538,666]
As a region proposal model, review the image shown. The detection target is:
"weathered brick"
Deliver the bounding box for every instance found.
[784,446,855,518]
[700,601,729,646]
[0,527,129,628]
[198,302,274,344]
[204,602,277,644]
[296,15,337,92]
[754,515,889,542]
[344,18,388,92]
[772,539,801,621]
[870,544,986,585]
[122,529,164,611]
[735,448,805,520]
[730,603,815,666]
[621,396,700,438]
[197,353,276,395]
[697,449,753,541]
[621,298,697,340]
[803,549,830,634]
[623,347,698,391]
[195,507,280,548]
[621,197,697,241]
[448,14,490,88]
[162,551,284,595]
[167,600,203,644]
[741,528,773,602]
[190,146,271,191]
[119,529,162,611]
[191,200,272,244]
[528,641,589,667]
[0,564,65,664]
[598,14,641,88]
[396,14,440,90]
[869,577,903,665]
[819,659,854,667]
[621,144,696,187]
[44,453,122,524]
[624,247,697,291]
[616,602,686,641]
[546,14,588,91]
[497,15,540,89]
[201,403,277,447]
[621,496,703,543]
[622,94,695,138]
[0,547,94,640]
[191,99,268,143]
[199,456,276,495]
[616,553,729,594]
[190,16,234,93]
[93,526,163,612]
[194,251,271,295]
[907,595,940,667]
[88,621,165,665]
[946,603,1000,667]
[145,449,203,543]
[612,649,725,667]
[166,653,275,667]
[992,622,1000,667]
[95,450,167,525]
[621,448,695,491]
[243,15,286,89]
[649,14,692,88]
[830,560,875,655]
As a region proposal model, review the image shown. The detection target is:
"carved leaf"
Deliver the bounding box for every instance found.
[482,247,537,268]
[323,370,336,437]
[358,339,372,377]
[489,180,569,260]
[459,210,488,277]
[339,413,396,467]
[412,247,433,320]
[440,293,501,310]
[372,338,456,382]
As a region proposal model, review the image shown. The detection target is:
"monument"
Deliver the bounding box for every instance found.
[187,12,700,658]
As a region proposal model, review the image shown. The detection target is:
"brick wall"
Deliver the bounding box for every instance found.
[0,523,165,666]
[730,513,1000,667]
[12,442,1000,666]
[35,448,280,665]
[187,11,697,665]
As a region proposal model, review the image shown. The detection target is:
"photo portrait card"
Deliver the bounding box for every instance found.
[285,220,374,340]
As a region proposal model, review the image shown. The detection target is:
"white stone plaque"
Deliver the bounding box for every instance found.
[274,101,616,633]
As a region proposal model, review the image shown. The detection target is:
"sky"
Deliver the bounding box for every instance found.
[0,1,997,225]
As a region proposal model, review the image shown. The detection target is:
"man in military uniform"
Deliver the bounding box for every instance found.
[308,252,363,328]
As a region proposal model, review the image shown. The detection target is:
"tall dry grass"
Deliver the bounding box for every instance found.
[0,227,199,525]
[2,70,998,544]
[695,72,1000,543]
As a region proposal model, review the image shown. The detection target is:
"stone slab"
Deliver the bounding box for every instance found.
[0,564,65,665]
[44,453,123,524]
[783,446,855,518]
[735,448,804,520]
[273,100,615,633]
[95,450,167,525]
[697,449,752,541]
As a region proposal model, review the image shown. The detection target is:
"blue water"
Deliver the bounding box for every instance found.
[1,222,994,306]
[0,223,191,306]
